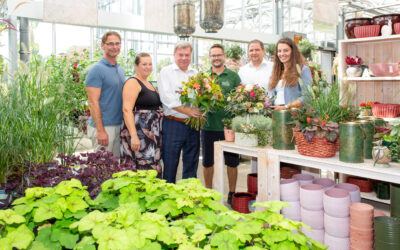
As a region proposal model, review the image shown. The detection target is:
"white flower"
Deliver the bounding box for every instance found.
[244,84,254,91]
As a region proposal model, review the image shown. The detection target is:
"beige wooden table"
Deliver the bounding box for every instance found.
[213,141,280,202]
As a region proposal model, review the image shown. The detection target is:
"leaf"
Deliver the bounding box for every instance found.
[287,231,308,246]
[66,196,88,213]
[70,210,108,232]
[101,178,133,192]
[252,201,289,212]
[204,200,229,212]
[270,240,297,250]
[136,220,160,240]
[112,170,136,178]
[25,187,52,199]
[33,204,63,222]
[158,226,188,245]
[191,228,212,243]
[1,224,33,249]
[178,243,202,250]
[176,197,194,208]
[210,231,239,250]
[51,228,79,249]
[118,185,140,204]
[156,199,180,217]
[262,229,288,245]
[54,179,83,196]
[96,228,129,250]
[0,209,25,224]
[74,236,96,250]
[232,220,263,235]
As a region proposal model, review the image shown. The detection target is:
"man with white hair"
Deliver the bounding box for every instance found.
[158,41,202,183]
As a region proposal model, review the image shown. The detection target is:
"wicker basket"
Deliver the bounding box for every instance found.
[372,104,400,118]
[293,130,336,157]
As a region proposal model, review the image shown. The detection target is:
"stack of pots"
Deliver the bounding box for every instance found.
[374,216,400,249]
[247,173,257,198]
[323,188,351,250]
[293,173,314,186]
[313,178,335,190]
[350,203,374,250]
[280,179,301,221]
[390,183,400,217]
[335,183,361,203]
[300,183,325,243]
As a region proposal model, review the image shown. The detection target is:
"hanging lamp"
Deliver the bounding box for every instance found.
[200,0,224,33]
[173,0,196,38]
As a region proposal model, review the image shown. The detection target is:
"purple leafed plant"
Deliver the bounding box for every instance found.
[0,148,135,208]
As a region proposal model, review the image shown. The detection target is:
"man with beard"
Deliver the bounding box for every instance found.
[85,31,126,157]
[201,44,241,205]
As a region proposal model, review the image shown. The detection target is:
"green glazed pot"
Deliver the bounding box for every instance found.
[272,110,295,150]
[391,184,400,218]
[358,120,374,159]
[375,240,400,250]
[374,216,400,244]
[339,122,364,163]
[376,182,391,200]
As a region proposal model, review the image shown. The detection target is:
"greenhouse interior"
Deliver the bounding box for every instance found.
[1,0,400,249]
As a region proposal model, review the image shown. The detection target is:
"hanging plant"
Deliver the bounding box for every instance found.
[298,40,317,61]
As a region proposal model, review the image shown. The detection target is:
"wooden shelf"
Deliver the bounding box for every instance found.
[344,76,400,81]
[342,34,400,44]
[361,191,391,205]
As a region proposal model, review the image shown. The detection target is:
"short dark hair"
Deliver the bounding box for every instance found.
[101,31,121,44]
[134,52,151,65]
[209,44,225,55]
[248,39,264,50]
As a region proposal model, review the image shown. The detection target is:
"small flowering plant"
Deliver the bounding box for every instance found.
[345,56,362,65]
[225,83,271,116]
[359,102,373,110]
[179,72,224,130]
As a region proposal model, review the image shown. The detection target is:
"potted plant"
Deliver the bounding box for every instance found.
[222,118,235,142]
[298,39,317,61]
[224,44,245,72]
[265,43,276,61]
[377,120,400,162]
[359,102,373,116]
[231,115,272,147]
[345,56,363,77]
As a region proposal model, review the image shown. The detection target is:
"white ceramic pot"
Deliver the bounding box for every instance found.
[324,213,350,238]
[234,132,258,147]
[280,179,300,202]
[346,65,362,77]
[301,207,324,229]
[334,183,361,203]
[313,178,335,190]
[300,184,324,211]
[302,227,325,243]
[324,232,350,250]
[282,201,301,220]
[293,173,315,186]
[323,188,351,218]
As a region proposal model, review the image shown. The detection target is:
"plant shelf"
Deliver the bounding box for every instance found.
[343,76,400,81]
[361,191,390,205]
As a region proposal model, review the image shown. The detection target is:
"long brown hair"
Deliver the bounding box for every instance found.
[269,38,305,90]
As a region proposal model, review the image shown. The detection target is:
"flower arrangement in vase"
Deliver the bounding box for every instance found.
[345,56,363,77]
[231,115,272,147]
[359,102,373,116]
[179,72,225,130]
[222,118,235,142]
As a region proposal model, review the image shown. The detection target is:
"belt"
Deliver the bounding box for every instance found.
[165,115,187,123]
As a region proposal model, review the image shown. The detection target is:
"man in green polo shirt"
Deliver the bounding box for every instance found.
[201,44,241,205]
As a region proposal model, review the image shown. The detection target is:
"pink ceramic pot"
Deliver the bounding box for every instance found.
[350,203,374,218]
[301,207,324,229]
[280,179,300,202]
[323,188,351,218]
[324,232,350,250]
[302,227,324,243]
[335,183,361,203]
[293,173,315,186]
[282,201,301,221]
[350,217,373,229]
[313,178,335,190]
[350,238,374,250]
[324,213,350,238]
[350,226,374,241]
[300,184,324,211]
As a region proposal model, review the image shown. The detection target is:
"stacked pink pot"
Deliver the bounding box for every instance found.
[293,173,315,186]
[323,188,351,250]
[335,183,361,203]
[300,183,325,243]
[350,203,374,250]
[314,178,335,190]
[280,179,301,221]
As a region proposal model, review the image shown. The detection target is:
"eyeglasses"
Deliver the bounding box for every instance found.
[210,54,224,58]
[104,42,121,47]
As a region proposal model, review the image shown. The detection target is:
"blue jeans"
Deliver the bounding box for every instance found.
[162,117,200,183]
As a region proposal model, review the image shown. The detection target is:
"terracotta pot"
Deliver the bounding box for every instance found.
[350,238,374,250]
[300,184,324,211]
[280,179,300,202]
[395,22,400,34]
[350,217,373,229]
[323,188,351,218]
[301,207,324,229]
[372,14,400,35]
[335,183,361,203]
[313,178,335,190]
[224,128,235,142]
[325,213,350,238]
[350,203,374,218]
[345,18,372,39]
[350,226,374,241]
[232,192,253,213]
[374,210,387,217]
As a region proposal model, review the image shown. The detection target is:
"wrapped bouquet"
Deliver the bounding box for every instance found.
[179,72,224,130]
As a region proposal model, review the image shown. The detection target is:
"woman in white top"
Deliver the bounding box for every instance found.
[269,37,312,110]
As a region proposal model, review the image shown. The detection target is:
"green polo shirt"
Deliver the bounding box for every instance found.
[202,67,241,131]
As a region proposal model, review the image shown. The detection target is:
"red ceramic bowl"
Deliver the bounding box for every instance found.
[345,18,372,39]
[395,23,400,34]
[354,25,380,38]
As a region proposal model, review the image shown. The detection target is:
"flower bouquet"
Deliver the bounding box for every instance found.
[225,83,270,116]
[179,72,224,130]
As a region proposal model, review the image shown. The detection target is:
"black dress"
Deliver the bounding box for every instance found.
[120,77,163,177]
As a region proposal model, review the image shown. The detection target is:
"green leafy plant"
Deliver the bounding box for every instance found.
[379,120,400,162]
[298,40,317,61]
[1,170,327,249]
[225,44,245,61]
[232,115,273,146]
[265,43,276,57]
[222,118,233,129]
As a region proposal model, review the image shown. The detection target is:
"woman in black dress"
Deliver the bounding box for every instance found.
[121,53,163,177]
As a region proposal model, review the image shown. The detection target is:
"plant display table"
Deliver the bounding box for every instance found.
[213,141,400,203]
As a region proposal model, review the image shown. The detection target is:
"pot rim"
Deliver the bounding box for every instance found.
[345,17,372,22]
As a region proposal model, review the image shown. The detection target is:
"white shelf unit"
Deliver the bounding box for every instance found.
[361,191,391,205]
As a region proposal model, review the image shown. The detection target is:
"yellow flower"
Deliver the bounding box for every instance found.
[256,102,263,109]
[227,97,231,102]
[246,102,252,108]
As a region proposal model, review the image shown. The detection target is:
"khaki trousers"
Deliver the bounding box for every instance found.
[87,124,121,157]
